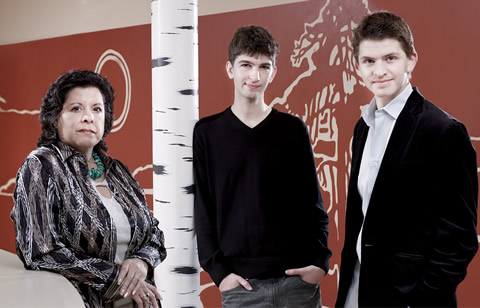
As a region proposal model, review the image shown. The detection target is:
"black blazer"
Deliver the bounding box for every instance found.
[336,88,478,307]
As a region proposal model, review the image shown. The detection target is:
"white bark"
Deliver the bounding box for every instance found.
[151,0,200,306]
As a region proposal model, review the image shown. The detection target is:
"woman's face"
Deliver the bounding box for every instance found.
[56,86,105,157]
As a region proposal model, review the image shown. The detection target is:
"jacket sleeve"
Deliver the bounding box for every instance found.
[128,214,167,271]
[416,120,478,303]
[119,161,167,274]
[193,123,232,286]
[126,205,167,282]
[11,155,120,299]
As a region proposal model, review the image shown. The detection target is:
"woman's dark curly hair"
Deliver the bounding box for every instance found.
[37,69,115,155]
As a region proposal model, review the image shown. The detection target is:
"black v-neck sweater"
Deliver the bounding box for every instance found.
[193,107,331,286]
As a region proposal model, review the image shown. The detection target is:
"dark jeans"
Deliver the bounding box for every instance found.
[221,276,321,308]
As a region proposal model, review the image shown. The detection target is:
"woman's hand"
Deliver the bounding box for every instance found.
[117,258,149,298]
[131,280,162,308]
[117,258,162,307]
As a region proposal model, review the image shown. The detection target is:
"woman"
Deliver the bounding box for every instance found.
[11,69,166,308]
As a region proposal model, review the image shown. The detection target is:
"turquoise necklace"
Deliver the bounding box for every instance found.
[89,152,105,180]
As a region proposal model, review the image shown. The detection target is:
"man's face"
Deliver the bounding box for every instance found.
[357,38,417,108]
[226,54,277,101]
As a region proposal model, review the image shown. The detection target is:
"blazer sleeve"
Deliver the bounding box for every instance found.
[417,120,478,302]
[11,155,121,299]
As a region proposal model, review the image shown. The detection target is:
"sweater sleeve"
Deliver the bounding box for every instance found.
[11,155,120,299]
[298,119,332,273]
[193,123,232,286]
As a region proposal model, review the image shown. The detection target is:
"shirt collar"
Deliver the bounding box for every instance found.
[362,83,413,127]
[52,141,113,169]
[52,142,81,162]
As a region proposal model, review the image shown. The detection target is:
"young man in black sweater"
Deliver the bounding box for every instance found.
[193,25,331,307]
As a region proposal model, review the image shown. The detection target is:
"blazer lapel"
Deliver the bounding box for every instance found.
[350,119,370,189]
[372,88,424,189]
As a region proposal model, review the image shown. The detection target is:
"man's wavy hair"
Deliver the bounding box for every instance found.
[37,69,115,154]
[228,25,280,66]
[352,11,415,62]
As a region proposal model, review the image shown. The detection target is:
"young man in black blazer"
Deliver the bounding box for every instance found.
[336,11,478,307]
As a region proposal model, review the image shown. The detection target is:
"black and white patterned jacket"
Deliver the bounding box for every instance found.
[11,142,166,307]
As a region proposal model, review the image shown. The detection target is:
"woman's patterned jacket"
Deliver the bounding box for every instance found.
[11,142,167,307]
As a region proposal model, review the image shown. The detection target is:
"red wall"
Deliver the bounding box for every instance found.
[1,0,479,306]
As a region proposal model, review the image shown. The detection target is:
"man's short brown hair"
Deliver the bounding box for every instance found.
[352,11,415,62]
[228,25,280,66]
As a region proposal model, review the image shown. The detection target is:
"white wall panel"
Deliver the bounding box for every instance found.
[0,0,306,45]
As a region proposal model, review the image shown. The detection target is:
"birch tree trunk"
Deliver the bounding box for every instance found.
[151,1,200,306]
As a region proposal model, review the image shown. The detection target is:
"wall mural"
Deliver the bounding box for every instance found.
[0,93,41,201]
[197,0,480,306]
[0,0,479,307]
[95,49,132,133]
[271,0,370,244]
